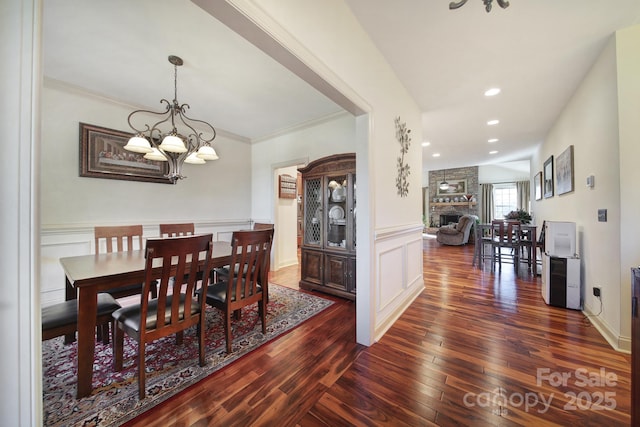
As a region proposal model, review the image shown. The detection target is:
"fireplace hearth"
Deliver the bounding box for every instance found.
[440,214,462,226]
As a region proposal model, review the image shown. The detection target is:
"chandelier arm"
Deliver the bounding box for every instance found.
[449,0,468,9]
[178,108,217,145]
[127,99,174,140]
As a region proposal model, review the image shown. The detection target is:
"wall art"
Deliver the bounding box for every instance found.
[394,116,411,197]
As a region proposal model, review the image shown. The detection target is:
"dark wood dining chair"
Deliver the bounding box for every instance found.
[159,222,195,237]
[215,223,274,301]
[112,233,214,399]
[94,225,157,299]
[42,294,121,343]
[253,222,274,230]
[490,220,521,273]
[197,229,273,353]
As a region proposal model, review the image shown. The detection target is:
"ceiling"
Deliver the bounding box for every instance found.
[43,0,640,172]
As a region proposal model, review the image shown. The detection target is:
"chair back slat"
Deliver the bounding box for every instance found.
[140,234,213,334]
[94,225,143,254]
[227,229,273,311]
[159,223,195,238]
[253,222,274,230]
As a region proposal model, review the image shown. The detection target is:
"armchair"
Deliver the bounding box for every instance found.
[436,214,478,245]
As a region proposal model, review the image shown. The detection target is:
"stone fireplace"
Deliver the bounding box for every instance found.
[428,166,479,227]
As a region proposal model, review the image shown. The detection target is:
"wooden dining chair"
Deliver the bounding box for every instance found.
[490,220,521,273]
[42,294,121,343]
[94,225,157,299]
[112,234,214,399]
[253,222,274,230]
[215,223,274,297]
[159,223,195,238]
[197,229,273,354]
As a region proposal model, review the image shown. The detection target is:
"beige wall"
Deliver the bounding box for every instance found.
[42,80,253,227]
[199,0,425,345]
[616,24,640,346]
[532,24,640,351]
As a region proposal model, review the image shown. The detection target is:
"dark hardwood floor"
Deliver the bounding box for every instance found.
[125,237,631,426]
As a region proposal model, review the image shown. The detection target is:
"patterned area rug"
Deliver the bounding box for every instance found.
[42,285,333,426]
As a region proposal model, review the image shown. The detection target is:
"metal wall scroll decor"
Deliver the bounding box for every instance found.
[449,0,510,13]
[394,116,411,197]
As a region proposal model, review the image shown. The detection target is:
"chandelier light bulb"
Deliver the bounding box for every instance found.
[143,147,168,162]
[196,145,219,160]
[123,135,152,153]
[184,152,206,164]
[158,134,188,153]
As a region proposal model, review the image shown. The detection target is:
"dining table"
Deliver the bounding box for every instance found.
[473,223,538,274]
[59,239,233,398]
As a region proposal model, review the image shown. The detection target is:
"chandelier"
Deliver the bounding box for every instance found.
[449,0,510,13]
[439,170,450,191]
[124,55,218,183]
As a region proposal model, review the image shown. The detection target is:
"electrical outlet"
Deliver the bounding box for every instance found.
[593,287,601,297]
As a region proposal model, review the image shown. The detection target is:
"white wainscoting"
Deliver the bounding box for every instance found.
[40,219,251,307]
[373,224,424,340]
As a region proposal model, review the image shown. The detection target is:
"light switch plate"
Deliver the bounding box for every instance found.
[598,209,607,222]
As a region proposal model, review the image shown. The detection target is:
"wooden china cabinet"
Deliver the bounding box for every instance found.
[298,153,356,300]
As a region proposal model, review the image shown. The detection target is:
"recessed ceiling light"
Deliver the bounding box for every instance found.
[422,141,430,147]
[488,138,499,143]
[484,88,501,97]
[489,150,498,154]
[432,153,441,157]
[487,119,500,126]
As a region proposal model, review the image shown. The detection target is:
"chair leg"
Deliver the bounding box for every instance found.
[175,330,184,345]
[100,323,110,345]
[113,321,124,371]
[198,316,206,367]
[259,300,266,335]
[225,310,233,354]
[138,341,146,399]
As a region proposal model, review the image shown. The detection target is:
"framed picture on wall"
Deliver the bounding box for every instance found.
[436,179,467,196]
[534,171,542,201]
[79,122,172,184]
[543,155,554,198]
[556,145,574,195]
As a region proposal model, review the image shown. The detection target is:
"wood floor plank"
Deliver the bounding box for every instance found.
[125,238,631,426]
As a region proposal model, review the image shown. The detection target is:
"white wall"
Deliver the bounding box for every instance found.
[532,25,640,351]
[202,0,424,345]
[39,80,255,305]
[478,162,531,183]
[615,24,640,346]
[251,112,356,220]
[251,113,356,271]
[273,165,299,269]
[3,0,40,425]
[42,79,252,227]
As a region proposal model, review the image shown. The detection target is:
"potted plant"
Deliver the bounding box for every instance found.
[505,209,532,224]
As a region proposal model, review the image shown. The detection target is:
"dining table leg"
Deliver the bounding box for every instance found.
[76,286,98,398]
[64,276,76,344]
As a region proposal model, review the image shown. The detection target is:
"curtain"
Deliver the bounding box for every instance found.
[516,180,530,211]
[480,183,493,223]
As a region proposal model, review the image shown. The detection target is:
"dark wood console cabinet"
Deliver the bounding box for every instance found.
[298,153,356,300]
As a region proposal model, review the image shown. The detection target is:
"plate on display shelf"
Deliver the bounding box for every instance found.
[331,186,346,202]
[329,205,345,220]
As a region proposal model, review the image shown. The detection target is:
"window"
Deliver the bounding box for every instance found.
[493,184,517,220]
